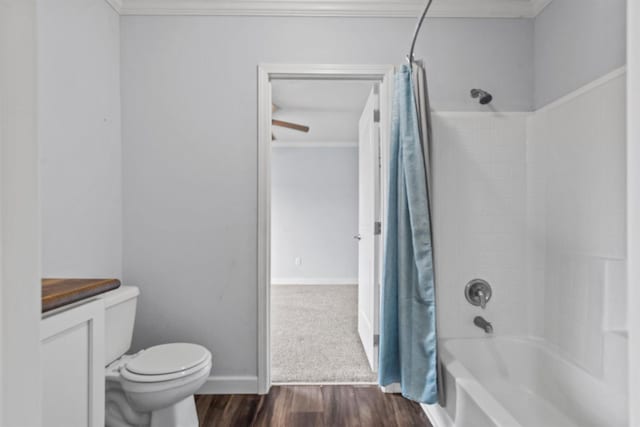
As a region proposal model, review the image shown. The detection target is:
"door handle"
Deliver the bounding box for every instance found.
[353,234,362,241]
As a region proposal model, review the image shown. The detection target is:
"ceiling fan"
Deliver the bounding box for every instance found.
[271,103,309,140]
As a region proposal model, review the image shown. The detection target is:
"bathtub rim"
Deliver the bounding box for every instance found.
[423,335,627,427]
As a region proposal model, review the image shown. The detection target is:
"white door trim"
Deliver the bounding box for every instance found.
[627,1,640,425]
[257,63,394,394]
[357,86,381,371]
[0,1,42,426]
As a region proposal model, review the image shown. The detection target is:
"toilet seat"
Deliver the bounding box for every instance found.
[122,357,211,383]
[113,343,212,383]
[127,343,210,375]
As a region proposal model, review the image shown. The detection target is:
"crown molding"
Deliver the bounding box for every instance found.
[118,0,553,18]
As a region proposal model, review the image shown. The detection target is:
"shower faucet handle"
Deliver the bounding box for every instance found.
[465,279,492,309]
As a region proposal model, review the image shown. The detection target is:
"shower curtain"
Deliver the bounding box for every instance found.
[378,62,438,404]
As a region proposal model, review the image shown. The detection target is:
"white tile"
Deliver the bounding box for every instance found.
[531,73,626,382]
[432,113,528,338]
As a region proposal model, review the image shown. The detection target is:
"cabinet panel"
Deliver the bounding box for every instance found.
[41,299,104,427]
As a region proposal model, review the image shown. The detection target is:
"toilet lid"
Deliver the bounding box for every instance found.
[125,343,210,376]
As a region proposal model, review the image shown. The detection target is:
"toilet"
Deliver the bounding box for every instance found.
[101,286,212,427]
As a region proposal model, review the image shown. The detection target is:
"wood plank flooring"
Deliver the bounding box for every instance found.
[195,385,432,427]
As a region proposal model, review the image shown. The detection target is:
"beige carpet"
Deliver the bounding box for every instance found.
[271,285,377,383]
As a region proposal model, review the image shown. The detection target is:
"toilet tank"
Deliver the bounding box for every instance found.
[101,286,140,365]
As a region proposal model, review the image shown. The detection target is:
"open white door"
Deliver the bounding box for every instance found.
[357,85,381,371]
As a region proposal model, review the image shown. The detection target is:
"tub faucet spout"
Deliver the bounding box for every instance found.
[474,316,493,334]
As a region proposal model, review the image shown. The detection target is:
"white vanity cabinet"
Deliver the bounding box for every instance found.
[41,298,105,427]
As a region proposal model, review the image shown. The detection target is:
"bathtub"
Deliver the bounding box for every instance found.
[422,337,627,427]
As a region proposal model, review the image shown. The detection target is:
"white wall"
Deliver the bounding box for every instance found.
[432,113,528,338]
[38,0,122,278]
[271,146,358,285]
[0,0,42,425]
[534,0,627,108]
[528,71,627,397]
[121,16,534,382]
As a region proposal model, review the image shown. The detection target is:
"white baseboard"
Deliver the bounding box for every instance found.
[381,383,401,393]
[272,381,377,386]
[271,278,357,285]
[382,384,452,427]
[197,375,259,394]
[421,403,454,427]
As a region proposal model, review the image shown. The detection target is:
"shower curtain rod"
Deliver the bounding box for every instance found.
[407,0,434,65]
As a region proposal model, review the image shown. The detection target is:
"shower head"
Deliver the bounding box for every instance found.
[470,88,493,105]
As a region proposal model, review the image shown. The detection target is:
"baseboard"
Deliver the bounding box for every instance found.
[381,383,401,393]
[272,381,377,386]
[197,375,259,394]
[421,403,454,427]
[384,384,453,427]
[271,278,357,285]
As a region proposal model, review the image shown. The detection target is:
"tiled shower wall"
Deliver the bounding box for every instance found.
[433,70,627,395]
[528,70,627,394]
[432,113,528,338]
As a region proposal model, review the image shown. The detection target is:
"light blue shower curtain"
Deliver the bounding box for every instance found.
[378,64,438,404]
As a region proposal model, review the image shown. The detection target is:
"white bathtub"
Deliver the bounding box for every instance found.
[422,337,627,427]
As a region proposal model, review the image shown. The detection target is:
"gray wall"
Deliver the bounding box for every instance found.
[534,0,627,108]
[121,16,533,378]
[271,146,358,284]
[39,0,122,277]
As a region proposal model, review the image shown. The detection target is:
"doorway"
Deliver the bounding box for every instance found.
[257,64,394,393]
[269,79,377,383]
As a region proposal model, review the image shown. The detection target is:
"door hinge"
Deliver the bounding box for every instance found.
[374,221,382,235]
[374,334,380,346]
[373,109,380,123]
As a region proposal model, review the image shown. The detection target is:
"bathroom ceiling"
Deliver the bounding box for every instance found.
[272,80,374,113]
[271,80,374,142]
[109,0,552,18]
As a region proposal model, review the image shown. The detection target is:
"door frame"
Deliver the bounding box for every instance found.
[627,1,640,425]
[357,85,382,371]
[257,63,395,394]
[0,1,42,425]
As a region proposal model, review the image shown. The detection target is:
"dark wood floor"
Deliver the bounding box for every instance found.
[195,385,432,427]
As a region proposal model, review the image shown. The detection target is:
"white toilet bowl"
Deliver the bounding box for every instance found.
[101,287,212,427]
[106,343,212,427]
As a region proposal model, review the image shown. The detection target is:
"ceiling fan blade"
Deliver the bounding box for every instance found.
[272,119,310,133]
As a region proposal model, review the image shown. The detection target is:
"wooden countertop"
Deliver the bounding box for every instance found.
[42,278,121,313]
